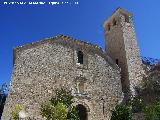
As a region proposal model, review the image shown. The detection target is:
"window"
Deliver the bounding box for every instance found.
[124,15,129,23]
[77,51,83,64]
[116,59,119,65]
[107,24,111,31]
[113,19,117,26]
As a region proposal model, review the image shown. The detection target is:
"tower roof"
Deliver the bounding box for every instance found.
[113,7,133,17]
[103,7,133,27]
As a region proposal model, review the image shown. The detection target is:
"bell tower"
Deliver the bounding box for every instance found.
[103,8,144,99]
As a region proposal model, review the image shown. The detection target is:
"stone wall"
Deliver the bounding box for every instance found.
[122,16,144,95]
[2,36,122,120]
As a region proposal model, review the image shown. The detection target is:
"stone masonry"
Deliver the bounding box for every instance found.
[2,8,144,120]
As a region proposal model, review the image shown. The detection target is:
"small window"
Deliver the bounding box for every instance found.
[113,19,117,26]
[124,15,129,23]
[107,24,111,31]
[116,59,119,65]
[77,51,83,64]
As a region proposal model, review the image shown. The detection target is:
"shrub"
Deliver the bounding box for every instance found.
[53,88,74,107]
[54,102,68,120]
[128,96,145,113]
[11,104,23,120]
[111,104,132,120]
[40,101,55,120]
[41,101,67,120]
[40,88,80,120]
[143,102,160,120]
[0,83,7,118]
[67,106,79,120]
[137,64,160,104]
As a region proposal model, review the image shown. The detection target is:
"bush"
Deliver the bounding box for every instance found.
[41,101,67,120]
[67,106,79,120]
[0,83,7,118]
[128,96,145,113]
[52,88,74,107]
[111,104,132,120]
[11,104,23,120]
[137,64,160,104]
[54,102,68,120]
[143,102,160,120]
[40,101,55,120]
[40,88,80,120]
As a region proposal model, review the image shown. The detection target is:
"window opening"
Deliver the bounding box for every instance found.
[116,59,119,65]
[78,51,83,64]
[108,24,111,31]
[124,15,129,23]
[113,19,117,26]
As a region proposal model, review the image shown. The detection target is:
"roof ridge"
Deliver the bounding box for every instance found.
[14,34,104,52]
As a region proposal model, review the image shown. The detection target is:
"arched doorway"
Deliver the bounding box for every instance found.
[76,104,88,120]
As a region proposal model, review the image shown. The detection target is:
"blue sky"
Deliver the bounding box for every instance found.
[0,0,160,86]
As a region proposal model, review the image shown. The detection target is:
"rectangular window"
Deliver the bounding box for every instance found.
[78,51,83,64]
[116,59,119,65]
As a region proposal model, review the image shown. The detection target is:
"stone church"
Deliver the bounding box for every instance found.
[2,8,144,120]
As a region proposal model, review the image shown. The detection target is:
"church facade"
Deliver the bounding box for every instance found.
[2,8,143,120]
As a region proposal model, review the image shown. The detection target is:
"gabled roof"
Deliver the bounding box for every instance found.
[14,34,102,52]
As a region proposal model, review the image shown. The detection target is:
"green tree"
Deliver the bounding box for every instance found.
[0,89,3,115]
[40,88,80,120]
[54,102,68,120]
[0,83,7,118]
[41,101,67,120]
[143,102,160,120]
[134,63,160,120]
[53,88,74,107]
[137,63,160,105]
[40,101,55,120]
[111,104,132,120]
[67,106,79,120]
[128,96,145,113]
[11,104,23,120]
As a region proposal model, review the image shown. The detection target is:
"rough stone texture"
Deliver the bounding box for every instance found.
[2,36,122,120]
[103,8,144,98]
